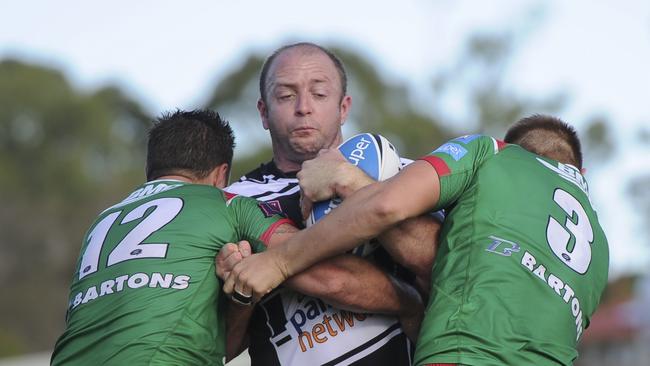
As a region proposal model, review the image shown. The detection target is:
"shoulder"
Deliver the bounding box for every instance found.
[226,162,299,201]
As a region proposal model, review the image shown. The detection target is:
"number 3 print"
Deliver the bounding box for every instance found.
[546,189,594,274]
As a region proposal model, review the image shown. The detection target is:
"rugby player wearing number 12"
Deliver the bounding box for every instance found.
[51,110,296,366]
[226,115,610,366]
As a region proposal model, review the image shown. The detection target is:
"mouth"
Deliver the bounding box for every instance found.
[292,127,317,136]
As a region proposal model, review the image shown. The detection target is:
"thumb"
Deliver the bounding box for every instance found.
[300,193,313,222]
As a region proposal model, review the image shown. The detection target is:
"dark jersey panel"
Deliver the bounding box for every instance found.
[226,161,413,366]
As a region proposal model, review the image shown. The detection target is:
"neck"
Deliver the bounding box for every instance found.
[272,135,344,173]
[155,174,195,183]
[272,155,305,173]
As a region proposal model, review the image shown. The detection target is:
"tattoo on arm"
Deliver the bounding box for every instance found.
[272,224,299,235]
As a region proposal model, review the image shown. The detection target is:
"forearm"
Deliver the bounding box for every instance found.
[285,254,420,315]
[378,214,441,281]
[224,302,253,362]
[230,162,442,302]
[276,181,403,278]
[301,161,440,281]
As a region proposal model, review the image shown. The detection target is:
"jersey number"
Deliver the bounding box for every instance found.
[78,198,183,279]
[546,189,594,274]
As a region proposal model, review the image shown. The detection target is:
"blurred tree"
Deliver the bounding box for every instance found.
[0,59,151,355]
[203,35,567,178]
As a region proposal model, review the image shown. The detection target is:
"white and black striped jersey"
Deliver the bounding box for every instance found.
[225,160,413,366]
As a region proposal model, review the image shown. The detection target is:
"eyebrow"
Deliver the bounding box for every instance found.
[272,76,331,90]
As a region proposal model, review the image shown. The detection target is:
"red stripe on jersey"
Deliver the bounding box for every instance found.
[223,191,238,206]
[496,139,507,151]
[259,218,295,247]
[418,156,451,177]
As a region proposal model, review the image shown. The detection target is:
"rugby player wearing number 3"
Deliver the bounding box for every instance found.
[225,114,609,366]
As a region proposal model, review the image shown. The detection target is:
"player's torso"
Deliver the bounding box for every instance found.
[416,145,609,366]
[52,181,238,366]
[227,163,412,366]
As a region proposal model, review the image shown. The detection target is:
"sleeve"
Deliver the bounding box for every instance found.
[417,134,507,211]
[227,194,294,253]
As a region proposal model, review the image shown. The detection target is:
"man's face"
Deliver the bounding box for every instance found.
[259,48,351,167]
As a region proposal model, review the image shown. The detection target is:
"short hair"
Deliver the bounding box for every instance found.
[504,114,583,169]
[146,109,235,181]
[259,42,348,104]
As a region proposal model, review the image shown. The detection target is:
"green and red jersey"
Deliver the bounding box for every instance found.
[51,180,290,366]
[414,135,609,366]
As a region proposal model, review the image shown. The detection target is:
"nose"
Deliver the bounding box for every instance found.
[295,94,313,116]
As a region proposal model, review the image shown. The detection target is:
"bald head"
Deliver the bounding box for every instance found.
[259,42,348,105]
[504,114,583,169]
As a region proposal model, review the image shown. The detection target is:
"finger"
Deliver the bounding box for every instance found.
[296,168,307,183]
[238,240,252,257]
[221,270,230,280]
[222,267,236,295]
[234,281,251,298]
[233,275,252,304]
[217,243,238,262]
[216,244,240,279]
[300,195,313,221]
[222,242,239,255]
[231,289,253,306]
[218,243,239,260]
[223,252,244,272]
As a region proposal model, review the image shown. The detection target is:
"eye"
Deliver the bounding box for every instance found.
[277,94,295,101]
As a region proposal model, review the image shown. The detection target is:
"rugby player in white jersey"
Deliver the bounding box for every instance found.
[221,42,440,365]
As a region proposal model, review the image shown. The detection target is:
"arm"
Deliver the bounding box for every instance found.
[218,235,417,314]
[224,159,441,302]
[299,152,442,292]
[377,215,442,297]
[217,243,253,362]
[284,254,421,314]
[218,238,424,340]
[224,302,253,362]
[285,255,424,341]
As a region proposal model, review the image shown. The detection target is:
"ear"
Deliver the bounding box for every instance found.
[211,163,231,189]
[580,167,587,176]
[258,98,269,130]
[339,95,351,126]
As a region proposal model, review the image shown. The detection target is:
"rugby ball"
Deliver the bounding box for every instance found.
[305,133,401,257]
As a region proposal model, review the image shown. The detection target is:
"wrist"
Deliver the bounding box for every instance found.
[334,164,374,198]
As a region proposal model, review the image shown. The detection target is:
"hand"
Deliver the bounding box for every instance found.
[216,241,252,280]
[298,149,350,202]
[299,191,313,222]
[223,250,290,303]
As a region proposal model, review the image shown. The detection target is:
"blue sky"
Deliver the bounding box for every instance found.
[2,0,649,276]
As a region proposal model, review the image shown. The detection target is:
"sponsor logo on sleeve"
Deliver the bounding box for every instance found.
[258,200,284,218]
[433,142,468,161]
